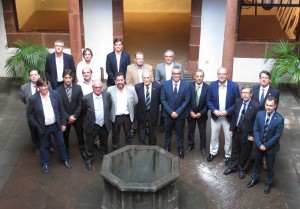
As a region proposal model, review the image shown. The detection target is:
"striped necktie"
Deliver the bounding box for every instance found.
[145,86,150,110]
[263,113,271,143]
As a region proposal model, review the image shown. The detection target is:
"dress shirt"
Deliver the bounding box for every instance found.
[265,111,274,123]
[40,92,56,125]
[260,85,270,102]
[165,63,173,81]
[172,80,181,92]
[55,55,64,82]
[78,80,93,96]
[236,99,250,126]
[218,81,227,111]
[30,82,38,95]
[195,83,202,103]
[76,60,101,83]
[115,51,121,72]
[93,93,104,126]
[138,67,143,83]
[144,83,152,100]
[116,90,129,115]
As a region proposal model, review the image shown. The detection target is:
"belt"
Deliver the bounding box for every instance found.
[45,123,55,127]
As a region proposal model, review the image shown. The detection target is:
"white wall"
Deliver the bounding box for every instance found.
[0,2,10,77]
[199,0,226,81]
[82,0,113,79]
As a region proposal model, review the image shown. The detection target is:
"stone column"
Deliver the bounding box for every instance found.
[188,0,202,74]
[222,0,238,80]
[112,0,124,41]
[68,0,82,66]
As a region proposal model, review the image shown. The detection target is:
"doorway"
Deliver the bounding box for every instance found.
[123,0,191,68]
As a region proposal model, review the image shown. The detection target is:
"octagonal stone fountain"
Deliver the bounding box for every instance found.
[100,145,180,209]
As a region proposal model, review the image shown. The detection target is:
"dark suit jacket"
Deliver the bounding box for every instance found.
[82,91,112,134]
[188,81,209,122]
[253,110,284,154]
[135,81,161,125]
[161,79,190,120]
[252,85,280,111]
[45,52,76,89]
[56,84,83,121]
[206,80,240,122]
[26,89,67,134]
[106,51,131,86]
[229,98,260,143]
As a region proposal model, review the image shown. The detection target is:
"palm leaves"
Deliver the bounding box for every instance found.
[265,40,300,87]
[5,38,49,83]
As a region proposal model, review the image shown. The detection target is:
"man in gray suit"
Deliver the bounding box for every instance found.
[155,50,184,132]
[20,69,54,156]
[82,80,112,170]
[107,72,138,150]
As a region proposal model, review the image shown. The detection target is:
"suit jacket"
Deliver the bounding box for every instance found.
[155,62,184,84]
[188,81,209,122]
[82,91,112,134]
[107,85,138,122]
[229,98,260,143]
[45,52,76,89]
[126,63,153,86]
[206,80,240,122]
[56,84,83,121]
[252,85,280,111]
[106,51,131,87]
[253,110,284,154]
[135,81,161,125]
[20,82,52,105]
[161,79,190,120]
[26,89,67,134]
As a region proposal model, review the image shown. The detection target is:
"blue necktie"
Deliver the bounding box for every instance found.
[260,89,265,105]
[174,83,178,96]
[263,114,271,143]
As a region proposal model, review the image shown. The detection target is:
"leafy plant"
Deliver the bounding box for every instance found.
[5,37,49,83]
[265,40,300,87]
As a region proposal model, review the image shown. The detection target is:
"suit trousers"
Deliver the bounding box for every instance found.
[187,118,207,149]
[112,115,132,149]
[228,129,253,171]
[84,124,109,163]
[138,111,157,145]
[210,116,232,158]
[39,123,68,166]
[28,122,40,150]
[164,118,185,151]
[252,149,276,184]
[63,118,85,152]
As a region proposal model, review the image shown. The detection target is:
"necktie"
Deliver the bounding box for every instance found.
[196,86,200,105]
[263,114,271,143]
[174,83,178,96]
[96,96,104,126]
[66,87,71,102]
[145,86,150,110]
[260,89,265,105]
[237,103,247,132]
[34,85,39,93]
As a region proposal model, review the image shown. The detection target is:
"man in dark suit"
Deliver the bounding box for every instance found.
[26,78,71,174]
[45,40,76,89]
[206,67,240,164]
[223,85,259,179]
[106,38,131,87]
[186,69,209,156]
[252,70,279,111]
[57,69,85,157]
[20,69,54,156]
[135,70,161,145]
[82,80,112,170]
[246,96,284,194]
[161,66,190,159]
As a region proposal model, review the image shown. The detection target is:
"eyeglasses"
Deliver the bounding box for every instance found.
[55,45,64,47]
[172,73,180,75]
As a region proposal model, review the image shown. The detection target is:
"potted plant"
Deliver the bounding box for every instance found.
[5,37,49,83]
[265,40,300,89]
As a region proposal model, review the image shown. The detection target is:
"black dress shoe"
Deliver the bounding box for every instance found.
[246,179,259,188]
[185,146,194,154]
[200,148,207,156]
[264,184,272,194]
[64,161,71,169]
[42,165,49,174]
[223,168,237,175]
[179,150,185,159]
[207,154,215,162]
[239,171,246,179]
[86,162,93,171]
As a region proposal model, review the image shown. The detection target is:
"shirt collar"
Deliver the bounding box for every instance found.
[64,84,72,89]
[218,80,227,87]
[144,83,152,89]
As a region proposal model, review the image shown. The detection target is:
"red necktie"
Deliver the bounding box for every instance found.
[35,85,39,93]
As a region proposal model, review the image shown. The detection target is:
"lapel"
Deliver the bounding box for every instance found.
[113,53,118,70]
[88,93,95,114]
[267,112,277,131]
[141,84,146,103]
[198,83,206,108]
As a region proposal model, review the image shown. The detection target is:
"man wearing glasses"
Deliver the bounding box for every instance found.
[45,40,76,89]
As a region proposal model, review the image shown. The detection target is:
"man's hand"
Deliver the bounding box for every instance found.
[259,145,266,151]
[61,125,66,132]
[171,112,178,119]
[68,115,77,124]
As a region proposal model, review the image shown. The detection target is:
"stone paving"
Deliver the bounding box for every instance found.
[0,78,299,209]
